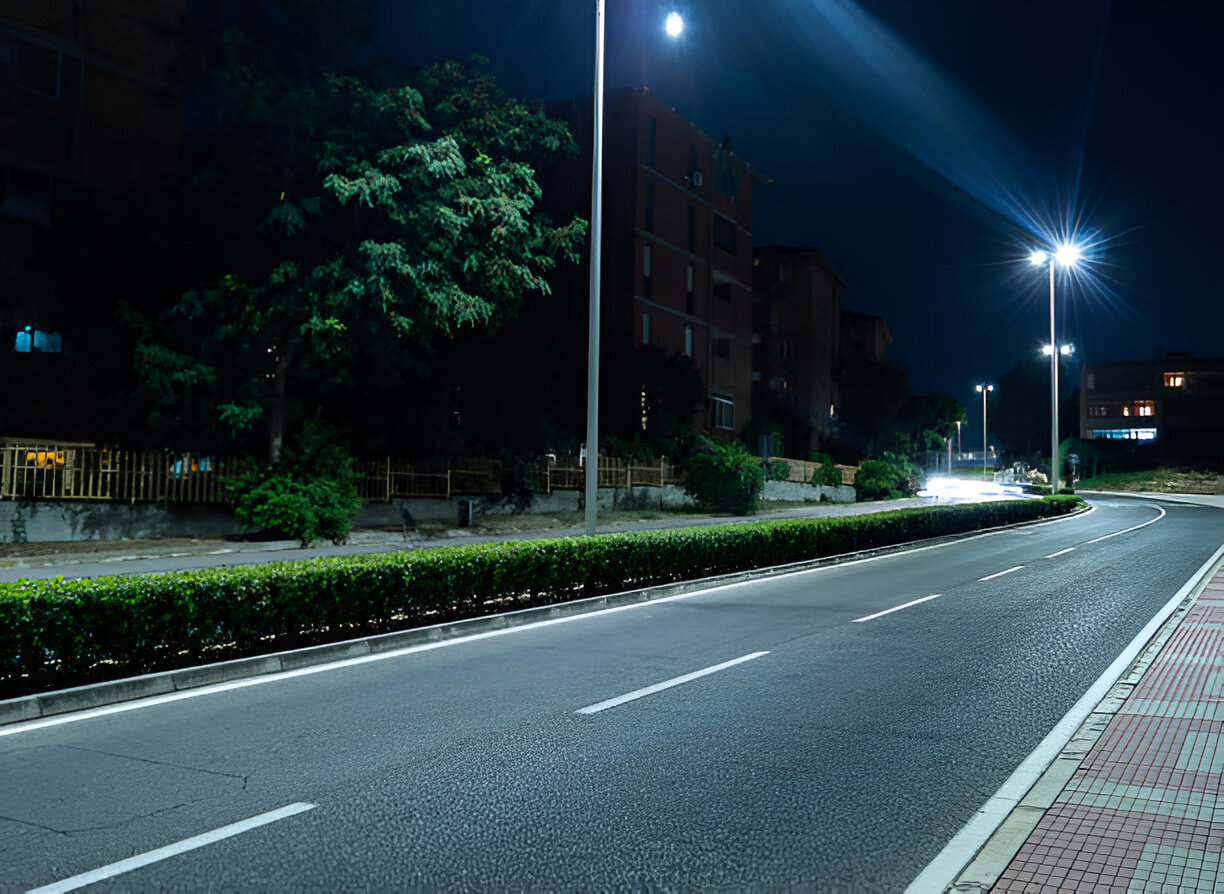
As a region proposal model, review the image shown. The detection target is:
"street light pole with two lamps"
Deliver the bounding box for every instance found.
[1029,243,1081,493]
[975,384,994,478]
[584,6,683,536]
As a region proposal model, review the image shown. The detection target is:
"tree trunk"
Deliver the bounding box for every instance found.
[267,348,293,463]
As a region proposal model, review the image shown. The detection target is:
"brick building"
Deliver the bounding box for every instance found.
[751,246,845,455]
[1,0,187,439]
[543,87,769,445]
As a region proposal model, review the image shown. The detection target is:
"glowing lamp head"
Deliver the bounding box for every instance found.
[1029,250,1049,266]
[664,11,684,37]
[1054,243,1082,267]
[976,384,993,393]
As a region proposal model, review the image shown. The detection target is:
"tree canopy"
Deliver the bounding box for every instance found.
[132,11,586,460]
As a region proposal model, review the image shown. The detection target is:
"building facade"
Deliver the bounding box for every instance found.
[1080,355,1224,463]
[1,0,187,439]
[544,87,769,445]
[752,246,844,455]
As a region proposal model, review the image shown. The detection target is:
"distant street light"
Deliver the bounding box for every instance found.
[1030,243,1082,492]
[975,384,994,477]
[585,4,683,536]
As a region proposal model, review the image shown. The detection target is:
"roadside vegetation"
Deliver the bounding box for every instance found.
[1076,468,1221,494]
[0,497,1083,699]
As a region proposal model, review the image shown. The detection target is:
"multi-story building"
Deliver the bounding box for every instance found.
[1,0,187,438]
[1080,355,1224,463]
[751,246,844,455]
[542,86,769,444]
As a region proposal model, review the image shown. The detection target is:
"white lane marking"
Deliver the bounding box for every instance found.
[575,652,769,715]
[1086,503,1166,544]
[1,503,1095,738]
[851,594,940,623]
[1044,547,1076,559]
[26,802,316,894]
[979,565,1023,581]
[906,542,1224,894]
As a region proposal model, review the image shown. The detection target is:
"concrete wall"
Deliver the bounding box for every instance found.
[3,480,854,542]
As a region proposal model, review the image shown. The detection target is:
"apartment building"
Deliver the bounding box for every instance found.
[543,87,769,444]
[752,246,845,455]
[1,0,187,438]
[1080,354,1224,463]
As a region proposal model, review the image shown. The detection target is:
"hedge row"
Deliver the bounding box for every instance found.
[0,496,1083,697]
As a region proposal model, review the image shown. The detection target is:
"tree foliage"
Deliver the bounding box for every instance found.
[131,12,586,459]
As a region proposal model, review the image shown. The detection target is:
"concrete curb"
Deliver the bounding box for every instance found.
[0,503,1090,729]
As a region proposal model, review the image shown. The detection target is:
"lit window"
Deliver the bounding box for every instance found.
[1136,402,1154,417]
[684,326,692,357]
[1164,372,1185,388]
[13,325,60,353]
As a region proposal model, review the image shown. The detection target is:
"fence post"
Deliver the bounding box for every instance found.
[385,456,391,503]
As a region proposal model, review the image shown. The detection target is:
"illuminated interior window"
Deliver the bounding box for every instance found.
[1164,372,1185,388]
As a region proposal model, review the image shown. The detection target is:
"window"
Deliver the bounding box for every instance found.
[686,206,696,252]
[778,265,793,285]
[0,33,81,101]
[644,182,655,232]
[688,143,698,178]
[686,265,695,314]
[714,338,731,360]
[1164,372,1185,388]
[710,395,735,430]
[713,147,740,198]
[642,312,650,346]
[1087,404,1109,418]
[1090,428,1157,441]
[1,166,53,225]
[642,245,652,298]
[1136,401,1154,417]
[646,117,656,167]
[684,326,693,357]
[714,282,732,303]
[13,325,61,353]
[1086,374,1095,391]
[713,215,736,255]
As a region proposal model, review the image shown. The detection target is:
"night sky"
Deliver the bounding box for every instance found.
[383,0,1224,410]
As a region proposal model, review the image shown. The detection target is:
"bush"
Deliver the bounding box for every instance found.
[855,459,909,501]
[768,459,791,481]
[227,430,362,547]
[683,437,764,515]
[0,496,1085,697]
[810,453,843,488]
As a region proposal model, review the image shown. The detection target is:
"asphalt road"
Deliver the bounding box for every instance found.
[2,495,1221,892]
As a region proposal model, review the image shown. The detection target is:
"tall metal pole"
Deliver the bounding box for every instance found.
[584,0,606,537]
[1048,262,1058,493]
[982,388,989,478]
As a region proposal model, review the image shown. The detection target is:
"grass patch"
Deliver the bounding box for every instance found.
[1076,467,1220,494]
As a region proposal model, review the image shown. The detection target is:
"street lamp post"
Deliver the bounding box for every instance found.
[1030,244,1081,494]
[584,6,682,537]
[975,384,993,478]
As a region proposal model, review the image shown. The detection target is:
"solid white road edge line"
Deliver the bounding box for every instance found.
[904,542,1224,894]
[576,652,769,715]
[25,802,316,894]
[851,595,940,623]
[979,566,1024,581]
[1044,547,1076,558]
[1086,503,1166,544]
[1,503,1096,738]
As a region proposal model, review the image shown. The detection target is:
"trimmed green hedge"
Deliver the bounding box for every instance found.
[0,496,1083,697]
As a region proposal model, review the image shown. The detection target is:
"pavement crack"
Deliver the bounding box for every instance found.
[0,801,194,836]
[58,744,247,782]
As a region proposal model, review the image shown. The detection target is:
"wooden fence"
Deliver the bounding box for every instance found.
[768,456,858,486]
[2,440,851,505]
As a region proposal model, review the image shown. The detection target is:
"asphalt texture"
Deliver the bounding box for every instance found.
[1,494,1221,890]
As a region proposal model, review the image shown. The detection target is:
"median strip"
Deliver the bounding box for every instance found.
[576,652,769,715]
[26,802,316,894]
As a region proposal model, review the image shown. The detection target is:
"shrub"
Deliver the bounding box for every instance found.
[855,459,908,501]
[227,430,362,547]
[683,437,765,515]
[0,496,1085,698]
[768,459,791,481]
[810,453,842,488]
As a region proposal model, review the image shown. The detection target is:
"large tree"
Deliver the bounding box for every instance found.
[131,15,585,460]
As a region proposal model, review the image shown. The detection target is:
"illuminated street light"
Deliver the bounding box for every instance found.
[1041,344,1073,356]
[1030,242,1082,493]
[975,384,994,478]
[585,4,682,536]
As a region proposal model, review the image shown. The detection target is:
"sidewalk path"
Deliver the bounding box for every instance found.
[952,553,1224,892]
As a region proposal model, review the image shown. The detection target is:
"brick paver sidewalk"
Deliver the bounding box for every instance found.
[991,565,1224,892]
